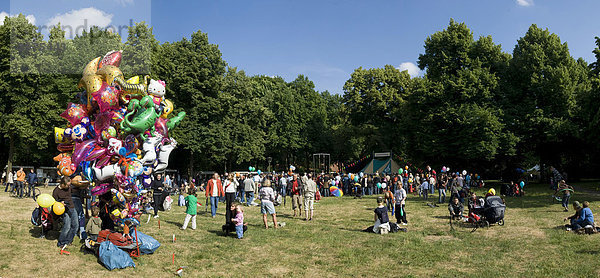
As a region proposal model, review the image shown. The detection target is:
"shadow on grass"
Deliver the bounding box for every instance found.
[28,226,59,240]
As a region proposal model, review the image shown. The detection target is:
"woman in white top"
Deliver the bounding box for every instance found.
[224,175,239,224]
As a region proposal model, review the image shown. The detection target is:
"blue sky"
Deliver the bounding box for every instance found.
[2,0,600,94]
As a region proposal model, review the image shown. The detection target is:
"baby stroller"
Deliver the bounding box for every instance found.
[470,196,505,232]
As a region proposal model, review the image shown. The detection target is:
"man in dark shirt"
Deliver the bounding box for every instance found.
[52,176,78,248]
[152,173,165,218]
[26,169,37,197]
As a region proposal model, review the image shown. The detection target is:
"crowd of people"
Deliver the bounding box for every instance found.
[3,163,598,248]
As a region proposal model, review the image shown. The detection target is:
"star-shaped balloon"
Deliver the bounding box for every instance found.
[92,83,120,112]
[60,103,88,126]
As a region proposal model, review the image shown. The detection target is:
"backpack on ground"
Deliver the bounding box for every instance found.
[31,207,41,226]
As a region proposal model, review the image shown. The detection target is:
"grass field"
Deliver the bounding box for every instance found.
[1,181,600,278]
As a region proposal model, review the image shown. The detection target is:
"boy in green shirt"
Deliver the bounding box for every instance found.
[181,188,198,230]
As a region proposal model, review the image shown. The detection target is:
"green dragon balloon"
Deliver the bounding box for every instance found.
[120,95,160,140]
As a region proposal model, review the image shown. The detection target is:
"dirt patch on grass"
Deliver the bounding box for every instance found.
[424,235,458,242]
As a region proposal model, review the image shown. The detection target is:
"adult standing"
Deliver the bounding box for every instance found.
[394,183,407,225]
[279,174,288,206]
[303,174,317,221]
[206,173,224,218]
[438,173,448,204]
[290,175,303,217]
[70,181,87,239]
[259,180,278,229]
[428,174,436,196]
[53,176,78,248]
[26,169,37,198]
[152,173,165,218]
[243,175,255,206]
[4,169,13,192]
[224,175,238,223]
[420,178,429,201]
[15,167,25,198]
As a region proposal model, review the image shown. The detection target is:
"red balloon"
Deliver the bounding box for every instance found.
[60,103,88,126]
[99,50,122,68]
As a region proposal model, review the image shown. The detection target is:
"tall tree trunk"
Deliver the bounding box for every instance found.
[188,151,194,183]
[6,133,14,178]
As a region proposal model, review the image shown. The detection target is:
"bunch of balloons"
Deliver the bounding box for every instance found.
[49,50,186,221]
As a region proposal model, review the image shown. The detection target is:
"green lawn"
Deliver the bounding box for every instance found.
[1,182,600,277]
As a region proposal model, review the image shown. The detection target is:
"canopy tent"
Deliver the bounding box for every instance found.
[360,157,401,175]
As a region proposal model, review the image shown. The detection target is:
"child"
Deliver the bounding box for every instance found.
[40,206,53,239]
[231,203,244,239]
[85,206,102,241]
[181,188,198,230]
[373,196,390,234]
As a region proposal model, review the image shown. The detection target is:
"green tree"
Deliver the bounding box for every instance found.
[504,24,590,171]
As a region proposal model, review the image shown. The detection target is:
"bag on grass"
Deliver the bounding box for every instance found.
[99,241,136,270]
[98,229,136,249]
[31,207,41,226]
[131,230,161,254]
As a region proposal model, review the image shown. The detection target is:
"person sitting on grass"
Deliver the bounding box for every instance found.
[571,201,595,232]
[563,201,582,231]
[372,196,390,234]
[259,180,278,229]
[449,196,464,220]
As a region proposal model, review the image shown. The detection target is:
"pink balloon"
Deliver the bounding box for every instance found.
[72,139,96,167]
[60,103,88,126]
[93,111,113,137]
[154,117,168,137]
[92,83,120,112]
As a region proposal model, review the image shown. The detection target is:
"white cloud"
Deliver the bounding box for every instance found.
[397,62,421,78]
[0,11,36,25]
[0,12,7,25]
[25,14,36,25]
[516,0,533,7]
[47,7,113,37]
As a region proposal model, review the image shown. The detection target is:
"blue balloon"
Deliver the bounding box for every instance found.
[519,181,525,188]
[248,166,253,171]
[354,176,359,182]
[257,170,262,175]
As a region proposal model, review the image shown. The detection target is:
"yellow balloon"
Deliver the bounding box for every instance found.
[111,209,121,218]
[97,65,123,85]
[53,202,65,215]
[126,76,140,84]
[78,74,104,94]
[82,57,100,75]
[54,127,69,144]
[161,99,174,118]
[37,194,56,208]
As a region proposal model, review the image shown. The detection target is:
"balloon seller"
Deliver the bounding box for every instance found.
[48,51,186,250]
